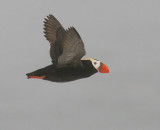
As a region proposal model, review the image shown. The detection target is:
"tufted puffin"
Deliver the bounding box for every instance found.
[26,14,109,82]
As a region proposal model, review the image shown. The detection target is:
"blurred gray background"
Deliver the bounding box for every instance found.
[0,0,160,130]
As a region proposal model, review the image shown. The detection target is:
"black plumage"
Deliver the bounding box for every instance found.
[27,60,97,82]
[26,14,109,82]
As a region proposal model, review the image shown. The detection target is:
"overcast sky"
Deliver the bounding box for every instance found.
[0,0,160,129]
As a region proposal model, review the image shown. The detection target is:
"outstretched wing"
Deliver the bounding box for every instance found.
[44,14,65,65]
[57,27,86,67]
[44,14,64,45]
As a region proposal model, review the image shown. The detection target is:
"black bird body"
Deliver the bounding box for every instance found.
[26,14,109,82]
[27,60,97,82]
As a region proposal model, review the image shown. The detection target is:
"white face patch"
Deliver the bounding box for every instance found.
[91,59,100,70]
[81,58,101,70]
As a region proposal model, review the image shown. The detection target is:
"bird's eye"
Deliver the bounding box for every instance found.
[94,62,97,65]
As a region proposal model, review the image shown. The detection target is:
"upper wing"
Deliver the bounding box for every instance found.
[44,14,64,45]
[57,27,86,67]
[44,15,65,65]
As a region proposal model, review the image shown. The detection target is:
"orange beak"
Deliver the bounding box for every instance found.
[28,76,46,79]
[98,62,109,73]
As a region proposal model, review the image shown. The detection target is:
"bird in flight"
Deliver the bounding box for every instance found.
[26,14,109,82]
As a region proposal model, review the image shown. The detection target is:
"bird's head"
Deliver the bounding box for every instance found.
[81,58,109,73]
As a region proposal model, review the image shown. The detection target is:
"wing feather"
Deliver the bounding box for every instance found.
[58,27,86,67]
[43,14,64,45]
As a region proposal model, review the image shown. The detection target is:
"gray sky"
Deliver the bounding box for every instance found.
[0,0,160,129]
